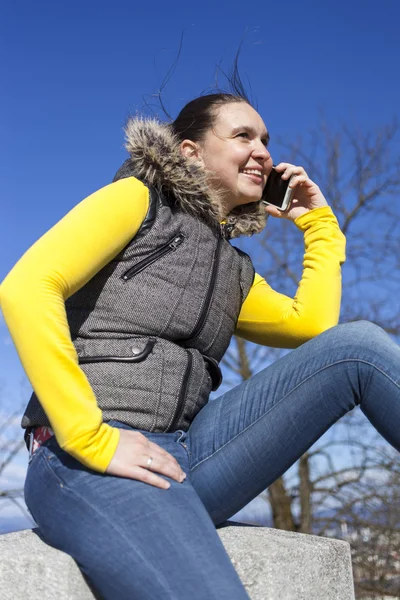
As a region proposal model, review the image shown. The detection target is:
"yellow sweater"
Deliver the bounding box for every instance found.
[0,177,346,472]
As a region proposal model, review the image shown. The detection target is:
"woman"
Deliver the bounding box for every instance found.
[1,91,399,600]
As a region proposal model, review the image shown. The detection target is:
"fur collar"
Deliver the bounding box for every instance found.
[113,117,267,239]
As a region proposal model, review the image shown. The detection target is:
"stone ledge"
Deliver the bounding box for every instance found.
[219,524,355,600]
[0,526,355,600]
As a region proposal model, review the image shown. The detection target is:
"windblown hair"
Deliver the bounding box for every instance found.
[169,49,253,144]
[116,48,267,238]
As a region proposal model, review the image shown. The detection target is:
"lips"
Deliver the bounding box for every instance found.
[240,171,263,185]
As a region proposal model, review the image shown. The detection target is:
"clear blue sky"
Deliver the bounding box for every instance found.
[1,0,399,533]
[1,0,400,529]
[2,0,400,271]
[2,0,400,402]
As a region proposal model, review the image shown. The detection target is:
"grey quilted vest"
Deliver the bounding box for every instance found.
[22,118,267,434]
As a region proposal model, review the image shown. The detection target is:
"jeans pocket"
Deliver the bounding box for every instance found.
[40,447,67,487]
[176,430,190,463]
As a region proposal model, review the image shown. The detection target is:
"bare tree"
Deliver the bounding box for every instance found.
[331,453,400,599]
[224,120,400,594]
[1,121,399,590]
[0,385,34,526]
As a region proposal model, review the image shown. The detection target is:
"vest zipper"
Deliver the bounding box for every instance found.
[188,237,222,339]
[168,351,193,431]
[121,233,185,281]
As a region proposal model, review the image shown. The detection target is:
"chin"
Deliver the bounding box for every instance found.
[237,193,262,206]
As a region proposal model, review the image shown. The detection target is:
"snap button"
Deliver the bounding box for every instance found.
[131,346,142,355]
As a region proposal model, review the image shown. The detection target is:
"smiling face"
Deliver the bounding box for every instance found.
[183,101,273,214]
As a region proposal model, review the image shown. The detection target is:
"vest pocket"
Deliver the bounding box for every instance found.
[78,338,156,364]
[75,337,215,433]
[121,232,185,281]
[77,336,163,432]
[76,337,197,433]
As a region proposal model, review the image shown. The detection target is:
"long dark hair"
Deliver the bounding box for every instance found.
[171,93,246,144]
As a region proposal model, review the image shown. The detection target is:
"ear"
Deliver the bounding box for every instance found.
[180,140,205,167]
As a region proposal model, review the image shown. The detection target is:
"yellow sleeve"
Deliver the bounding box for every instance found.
[235,206,346,348]
[0,177,149,472]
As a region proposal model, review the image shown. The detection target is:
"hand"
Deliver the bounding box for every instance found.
[105,428,187,489]
[264,163,328,222]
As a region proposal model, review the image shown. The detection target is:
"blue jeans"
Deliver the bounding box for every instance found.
[24,321,400,599]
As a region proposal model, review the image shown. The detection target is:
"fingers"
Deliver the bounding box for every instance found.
[289,175,313,189]
[136,433,187,481]
[113,463,173,490]
[274,163,309,182]
[146,438,185,475]
[265,162,327,220]
[274,163,314,193]
[106,429,187,490]
[263,204,285,218]
[139,453,186,485]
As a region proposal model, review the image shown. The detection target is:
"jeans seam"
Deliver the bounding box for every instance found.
[190,358,399,471]
[36,454,178,598]
[27,444,43,466]
[38,447,65,487]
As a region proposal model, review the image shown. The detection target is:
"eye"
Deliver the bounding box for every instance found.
[261,138,269,147]
[236,132,249,139]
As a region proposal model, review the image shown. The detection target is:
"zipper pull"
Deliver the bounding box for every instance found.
[220,224,234,240]
[169,234,184,250]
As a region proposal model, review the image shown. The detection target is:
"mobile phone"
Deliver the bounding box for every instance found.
[262,167,294,211]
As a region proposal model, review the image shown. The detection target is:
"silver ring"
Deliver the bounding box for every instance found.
[146,456,153,469]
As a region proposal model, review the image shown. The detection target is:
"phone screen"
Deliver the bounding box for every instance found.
[262,168,291,208]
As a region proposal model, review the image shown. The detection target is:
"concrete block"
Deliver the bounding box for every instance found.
[218,524,355,600]
[0,526,354,599]
[0,529,94,600]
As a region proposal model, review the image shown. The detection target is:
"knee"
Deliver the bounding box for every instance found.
[338,319,382,333]
[333,320,388,350]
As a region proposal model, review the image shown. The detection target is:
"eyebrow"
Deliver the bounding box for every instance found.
[232,125,270,144]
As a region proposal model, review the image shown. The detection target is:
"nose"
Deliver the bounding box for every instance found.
[252,141,272,165]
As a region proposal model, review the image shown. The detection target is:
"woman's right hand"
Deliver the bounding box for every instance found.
[105,428,187,489]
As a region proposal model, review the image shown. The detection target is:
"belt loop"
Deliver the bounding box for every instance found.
[28,429,35,460]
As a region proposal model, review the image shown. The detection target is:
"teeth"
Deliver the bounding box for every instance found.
[241,169,262,176]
